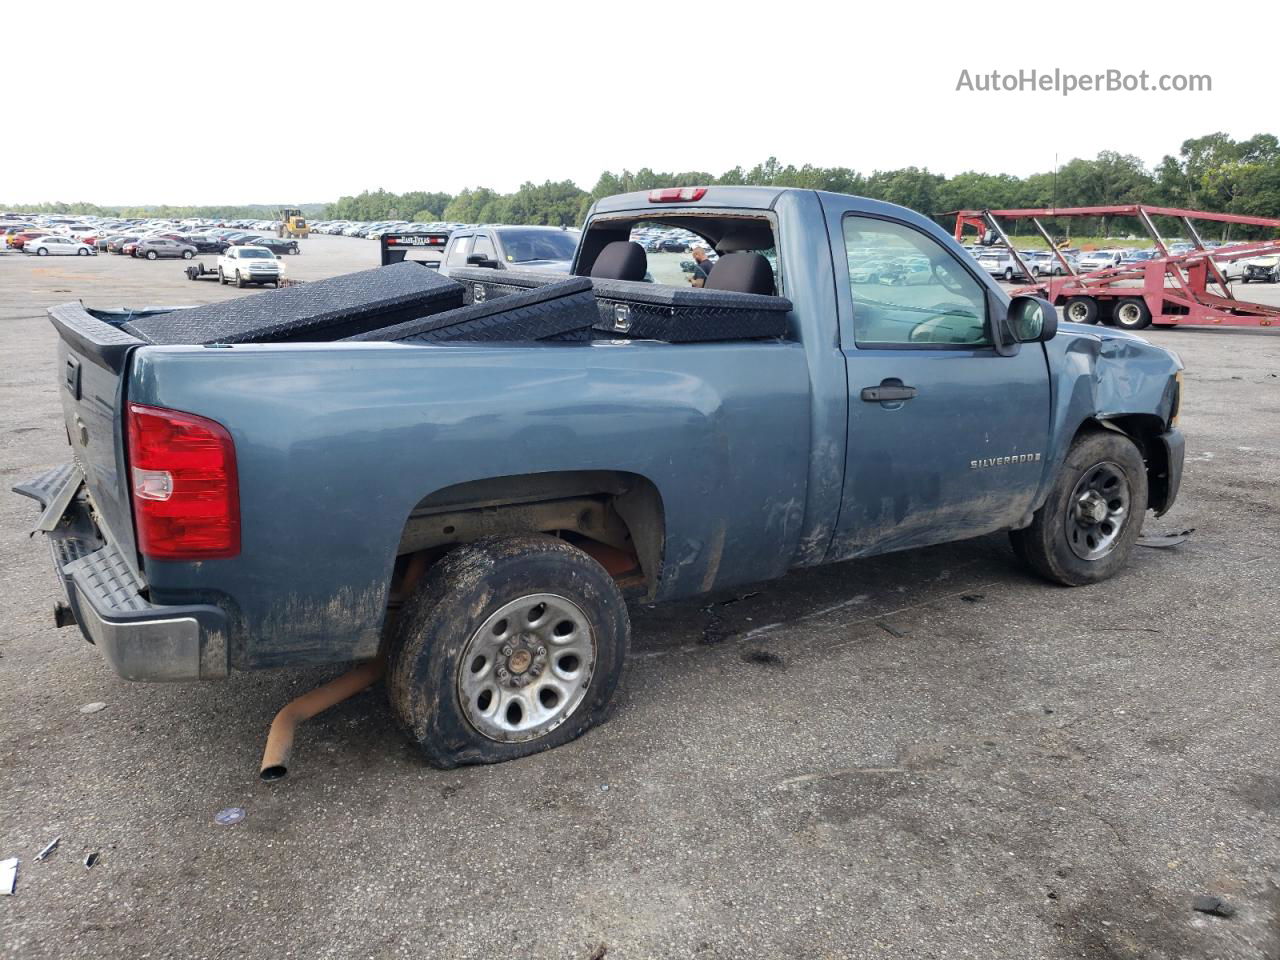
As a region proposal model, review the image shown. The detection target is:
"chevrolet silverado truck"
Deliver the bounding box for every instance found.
[16,186,1184,770]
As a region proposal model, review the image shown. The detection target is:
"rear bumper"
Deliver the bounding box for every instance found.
[14,464,229,682]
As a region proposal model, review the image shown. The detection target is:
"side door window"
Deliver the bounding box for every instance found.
[445,235,472,268]
[844,216,990,348]
[447,235,469,266]
[471,234,496,263]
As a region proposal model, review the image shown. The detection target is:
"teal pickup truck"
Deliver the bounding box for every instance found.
[17,186,1183,771]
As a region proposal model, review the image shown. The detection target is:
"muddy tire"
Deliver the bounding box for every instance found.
[1010,430,1148,586]
[387,534,629,769]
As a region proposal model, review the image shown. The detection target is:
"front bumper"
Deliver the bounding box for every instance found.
[14,463,229,682]
[1153,428,1184,517]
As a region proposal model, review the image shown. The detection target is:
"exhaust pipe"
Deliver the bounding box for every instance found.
[259,657,385,781]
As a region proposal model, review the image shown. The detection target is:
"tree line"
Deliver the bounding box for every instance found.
[10,133,1278,238]
[0,202,328,220]
[325,132,1280,238]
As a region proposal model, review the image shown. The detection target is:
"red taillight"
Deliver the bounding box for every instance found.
[126,403,240,560]
[649,187,707,203]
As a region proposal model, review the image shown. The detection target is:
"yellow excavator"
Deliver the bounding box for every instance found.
[277,208,310,239]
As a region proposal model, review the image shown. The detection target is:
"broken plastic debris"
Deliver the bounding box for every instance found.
[84,852,100,869]
[1191,895,1235,918]
[79,702,107,714]
[0,858,17,895]
[214,807,246,826]
[1137,528,1194,549]
[34,837,59,862]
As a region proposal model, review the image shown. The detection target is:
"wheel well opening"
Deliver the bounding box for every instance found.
[388,471,665,605]
[1074,415,1172,513]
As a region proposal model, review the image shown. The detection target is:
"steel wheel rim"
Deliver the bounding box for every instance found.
[1065,460,1131,560]
[1117,303,1142,325]
[457,593,597,743]
[1067,302,1089,322]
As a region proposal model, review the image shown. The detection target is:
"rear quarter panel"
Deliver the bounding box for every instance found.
[128,340,811,669]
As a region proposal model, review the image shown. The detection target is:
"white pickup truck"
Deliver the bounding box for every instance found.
[218,245,286,288]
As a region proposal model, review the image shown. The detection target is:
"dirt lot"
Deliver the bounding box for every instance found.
[1,238,1279,960]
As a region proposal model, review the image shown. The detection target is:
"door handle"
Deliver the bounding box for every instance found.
[860,382,918,403]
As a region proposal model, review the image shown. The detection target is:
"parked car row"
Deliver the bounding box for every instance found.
[1,213,298,262]
[962,240,1280,284]
[310,220,468,238]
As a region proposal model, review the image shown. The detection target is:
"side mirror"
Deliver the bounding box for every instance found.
[466,253,499,268]
[1007,295,1058,343]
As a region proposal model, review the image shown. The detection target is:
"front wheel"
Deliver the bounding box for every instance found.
[235,270,245,288]
[1003,267,1014,282]
[146,250,158,260]
[182,250,193,259]
[77,248,89,256]
[1010,431,1148,586]
[387,534,630,769]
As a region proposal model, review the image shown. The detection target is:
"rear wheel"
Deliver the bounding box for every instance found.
[1003,267,1014,282]
[1114,297,1152,330]
[387,534,629,769]
[1010,431,1147,586]
[1064,296,1099,325]
[36,247,48,256]
[218,267,226,285]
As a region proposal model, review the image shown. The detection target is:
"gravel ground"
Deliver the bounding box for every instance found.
[1,238,1278,959]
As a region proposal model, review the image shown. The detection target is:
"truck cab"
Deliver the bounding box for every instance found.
[442,225,580,275]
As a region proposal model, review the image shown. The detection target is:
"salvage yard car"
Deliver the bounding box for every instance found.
[25,235,96,256]
[15,185,1184,772]
[442,225,579,275]
[217,244,284,286]
[1241,254,1280,283]
[134,237,197,260]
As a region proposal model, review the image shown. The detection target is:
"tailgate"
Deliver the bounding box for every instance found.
[48,302,147,578]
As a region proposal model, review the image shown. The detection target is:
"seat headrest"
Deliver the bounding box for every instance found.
[589,240,647,281]
[705,252,775,296]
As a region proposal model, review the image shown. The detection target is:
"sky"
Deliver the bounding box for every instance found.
[1,0,1274,206]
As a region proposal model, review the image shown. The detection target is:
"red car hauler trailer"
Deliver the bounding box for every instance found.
[954,205,1280,329]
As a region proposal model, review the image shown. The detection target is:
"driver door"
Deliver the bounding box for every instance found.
[824,201,1052,560]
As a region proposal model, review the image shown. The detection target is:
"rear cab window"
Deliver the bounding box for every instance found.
[578,213,782,295]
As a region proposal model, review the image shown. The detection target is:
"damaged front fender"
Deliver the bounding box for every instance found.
[1038,323,1184,515]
